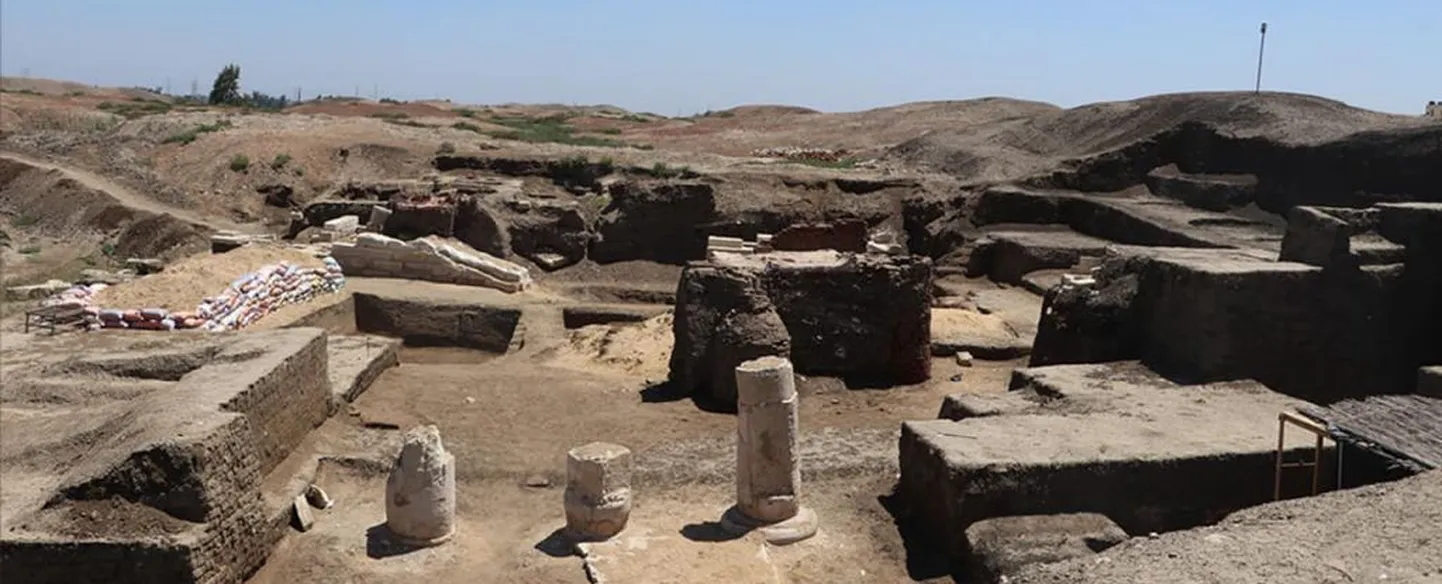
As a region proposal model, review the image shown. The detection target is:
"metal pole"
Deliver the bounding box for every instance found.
[1255,22,1268,94]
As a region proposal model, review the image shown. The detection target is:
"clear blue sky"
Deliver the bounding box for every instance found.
[2,0,1436,115]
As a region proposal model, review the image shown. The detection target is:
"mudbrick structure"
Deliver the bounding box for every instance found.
[669,250,933,409]
[0,328,397,584]
[900,196,1442,576]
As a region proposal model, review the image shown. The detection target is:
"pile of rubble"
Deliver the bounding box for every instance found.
[750,146,854,162]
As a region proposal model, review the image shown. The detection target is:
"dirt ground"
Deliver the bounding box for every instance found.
[246,289,1022,583]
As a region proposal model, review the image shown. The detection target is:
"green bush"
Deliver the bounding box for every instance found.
[270,153,292,170]
[228,154,250,172]
[162,119,233,145]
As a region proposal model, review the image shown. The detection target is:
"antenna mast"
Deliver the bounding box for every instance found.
[1255,22,1268,94]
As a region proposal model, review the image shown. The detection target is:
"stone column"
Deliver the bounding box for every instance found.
[722,356,818,544]
[385,425,456,546]
[563,442,633,541]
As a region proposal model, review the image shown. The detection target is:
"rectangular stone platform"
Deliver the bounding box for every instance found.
[900,361,1325,564]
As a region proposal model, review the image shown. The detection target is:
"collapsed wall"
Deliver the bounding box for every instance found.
[0,329,334,584]
[1031,203,1442,403]
[330,233,532,293]
[669,251,932,408]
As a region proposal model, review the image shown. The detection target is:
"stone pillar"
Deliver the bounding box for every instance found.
[563,442,633,541]
[385,425,456,546]
[722,356,818,544]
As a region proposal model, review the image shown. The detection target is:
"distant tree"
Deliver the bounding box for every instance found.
[208,64,242,105]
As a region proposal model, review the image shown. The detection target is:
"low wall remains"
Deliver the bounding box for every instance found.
[330,233,532,293]
[0,329,334,584]
[353,292,523,352]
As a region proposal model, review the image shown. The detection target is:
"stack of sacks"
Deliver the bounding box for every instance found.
[44,283,107,310]
[196,258,346,332]
[91,308,191,331]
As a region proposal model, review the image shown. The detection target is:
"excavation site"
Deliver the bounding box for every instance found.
[1,71,1440,583]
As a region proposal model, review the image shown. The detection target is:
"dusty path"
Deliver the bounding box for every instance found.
[0,151,259,234]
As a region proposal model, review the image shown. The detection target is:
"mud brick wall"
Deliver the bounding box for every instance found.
[184,415,275,584]
[353,292,522,352]
[897,421,1333,565]
[670,254,932,401]
[218,332,330,474]
[383,202,457,239]
[759,255,933,383]
[0,539,196,584]
[1130,259,1327,391]
[770,219,868,253]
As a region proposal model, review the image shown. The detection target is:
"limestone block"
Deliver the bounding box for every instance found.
[367,206,393,232]
[324,215,360,233]
[386,425,456,546]
[563,442,633,541]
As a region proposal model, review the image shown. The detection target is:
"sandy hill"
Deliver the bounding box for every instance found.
[627,98,1060,157]
[888,91,1437,184]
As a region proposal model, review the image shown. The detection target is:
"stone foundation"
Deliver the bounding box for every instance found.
[330,233,532,293]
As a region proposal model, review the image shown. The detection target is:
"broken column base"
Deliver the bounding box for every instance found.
[719,505,818,545]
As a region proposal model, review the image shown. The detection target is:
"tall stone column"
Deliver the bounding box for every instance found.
[722,356,818,544]
[385,425,457,546]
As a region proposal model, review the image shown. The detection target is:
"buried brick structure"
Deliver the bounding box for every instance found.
[0,329,339,584]
[669,250,932,409]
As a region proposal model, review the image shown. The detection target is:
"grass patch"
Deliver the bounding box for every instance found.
[370,111,410,120]
[19,245,41,255]
[483,114,628,148]
[619,114,652,123]
[650,162,691,178]
[97,100,173,119]
[10,214,39,228]
[228,154,250,172]
[792,157,860,169]
[162,119,234,145]
[437,141,457,155]
[452,121,484,133]
[456,108,478,118]
[379,98,402,105]
[597,128,622,135]
[270,153,292,170]
[1,88,42,96]
[386,119,435,128]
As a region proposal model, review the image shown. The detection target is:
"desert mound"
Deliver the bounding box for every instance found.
[889,91,1433,181]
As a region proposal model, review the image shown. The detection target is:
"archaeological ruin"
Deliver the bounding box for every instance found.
[1,86,1439,583]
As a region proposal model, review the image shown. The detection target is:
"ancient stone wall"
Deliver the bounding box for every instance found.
[330,233,532,293]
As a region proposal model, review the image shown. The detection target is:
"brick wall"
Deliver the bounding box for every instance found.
[2,330,336,584]
[217,332,330,473]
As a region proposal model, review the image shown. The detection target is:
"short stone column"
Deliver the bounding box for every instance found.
[385,425,456,546]
[563,442,634,541]
[721,356,818,544]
